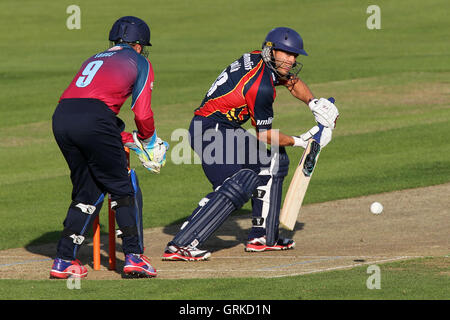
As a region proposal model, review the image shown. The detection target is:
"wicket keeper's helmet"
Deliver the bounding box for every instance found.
[109,16,151,46]
[262,27,307,56]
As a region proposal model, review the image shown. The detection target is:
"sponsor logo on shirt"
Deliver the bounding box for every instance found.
[256,117,273,126]
[243,53,253,71]
[94,52,117,58]
[230,60,241,73]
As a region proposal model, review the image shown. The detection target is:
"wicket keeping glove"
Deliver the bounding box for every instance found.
[308,98,339,129]
[126,131,169,174]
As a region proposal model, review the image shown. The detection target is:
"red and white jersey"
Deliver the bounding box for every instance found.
[194,50,280,131]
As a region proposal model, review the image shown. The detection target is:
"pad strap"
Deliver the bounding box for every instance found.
[62,228,85,245]
[252,217,265,226]
[70,201,96,215]
[116,226,138,238]
[110,196,134,210]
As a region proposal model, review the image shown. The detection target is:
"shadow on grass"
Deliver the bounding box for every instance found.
[24,209,304,271]
[24,225,125,273]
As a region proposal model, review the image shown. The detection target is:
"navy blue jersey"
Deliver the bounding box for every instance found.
[194,50,280,131]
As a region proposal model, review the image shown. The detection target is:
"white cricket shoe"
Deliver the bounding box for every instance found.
[162,243,211,261]
[245,236,295,252]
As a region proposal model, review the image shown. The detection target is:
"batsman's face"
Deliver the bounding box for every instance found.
[273,50,298,76]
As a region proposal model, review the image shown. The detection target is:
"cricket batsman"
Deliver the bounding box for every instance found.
[162,27,339,261]
[50,16,168,278]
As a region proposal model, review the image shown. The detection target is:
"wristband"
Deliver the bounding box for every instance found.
[307,97,316,104]
[308,98,318,110]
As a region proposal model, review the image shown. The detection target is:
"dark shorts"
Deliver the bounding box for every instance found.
[52,98,133,203]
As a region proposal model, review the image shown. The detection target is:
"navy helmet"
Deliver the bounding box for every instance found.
[262,27,307,56]
[261,27,307,79]
[109,16,151,46]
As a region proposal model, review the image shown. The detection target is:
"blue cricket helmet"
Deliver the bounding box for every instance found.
[262,27,307,56]
[109,16,151,46]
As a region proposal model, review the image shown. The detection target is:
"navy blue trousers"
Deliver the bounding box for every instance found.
[52,98,141,259]
[188,115,273,239]
[189,116,271,188]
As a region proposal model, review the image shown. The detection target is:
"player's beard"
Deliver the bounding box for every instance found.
[274,59,303,81]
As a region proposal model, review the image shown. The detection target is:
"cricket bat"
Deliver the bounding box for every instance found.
[279,97,335,230]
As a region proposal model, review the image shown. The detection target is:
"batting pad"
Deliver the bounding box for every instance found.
[252,149,290,245]
[173,169,260,247]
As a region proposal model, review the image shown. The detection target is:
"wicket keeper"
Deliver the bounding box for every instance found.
[50,16,168,278]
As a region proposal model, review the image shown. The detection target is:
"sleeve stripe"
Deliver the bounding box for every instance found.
[131,58,150,110]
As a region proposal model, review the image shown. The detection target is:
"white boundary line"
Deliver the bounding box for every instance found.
[264,256,416,278]
[156,256,423,276]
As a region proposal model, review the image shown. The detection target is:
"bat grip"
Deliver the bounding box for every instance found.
[312,97,335,142]
[313,124,324,142]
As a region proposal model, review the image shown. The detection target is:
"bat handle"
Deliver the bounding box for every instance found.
[312,97,335,142]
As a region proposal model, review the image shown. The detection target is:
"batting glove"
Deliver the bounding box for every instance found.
[308,98,339,129]
[292,125,332,149]
[292,126,319,148]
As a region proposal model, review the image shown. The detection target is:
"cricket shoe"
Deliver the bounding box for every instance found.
[245,236,295,252]
[123,254,157,278]
[162,243,211,261]
[50,258,88,279]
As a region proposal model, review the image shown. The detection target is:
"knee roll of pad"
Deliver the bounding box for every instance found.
[271,148,290,178]
[173,169,260,247]
[254,149,289,204]
[219,169,260,207]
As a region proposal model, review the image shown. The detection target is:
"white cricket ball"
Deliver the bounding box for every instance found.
[370,202,383,215]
